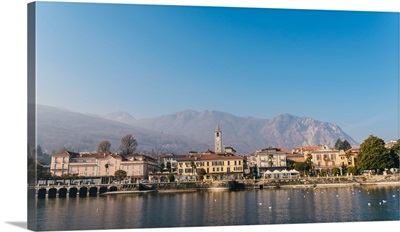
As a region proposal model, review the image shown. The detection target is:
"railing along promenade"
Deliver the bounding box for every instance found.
[31,174,399,199]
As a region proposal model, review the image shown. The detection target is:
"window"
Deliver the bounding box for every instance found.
[239,160,241,165]
[331,154,335,160]
[228,161,230,165]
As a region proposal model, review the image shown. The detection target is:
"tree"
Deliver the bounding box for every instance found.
[114,170,127,181]
[268,154,274,167]
[105,163,109,175]
[167,173,175,182]
[197,168,207,180]
[286,159,295,170]
[357,135,397,172]
[97,140,111,153]
[347,167,358,175]
[166,162,172,173]
[190,161,197,175]
[388,139,400,171]
[334,139,352,151]
[342,140,351,151]
[119,134,138,156]
[331,167,340,176]
[294,162,311,176]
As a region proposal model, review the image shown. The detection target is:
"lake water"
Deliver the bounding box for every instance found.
[35,185,400,231]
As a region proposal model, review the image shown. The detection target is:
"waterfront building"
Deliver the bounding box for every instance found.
[286,152,306,163]
[50,151,159,183]
[384,140,398,149]
[254,147,288,176]
[175,125,244,181]
[177,153,244,181]
[154,153,180,173]
[291,145,320,160]
[310,145,355,175]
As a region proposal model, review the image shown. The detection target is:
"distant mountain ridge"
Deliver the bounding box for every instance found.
[37,105,358,155]
[37,105,208,155]
[102,109,359,154]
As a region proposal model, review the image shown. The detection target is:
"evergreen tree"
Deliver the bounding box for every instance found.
[334,139,351,150]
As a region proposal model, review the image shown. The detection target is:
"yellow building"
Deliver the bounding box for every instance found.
[310,145,355,175]
[177,153,244,181]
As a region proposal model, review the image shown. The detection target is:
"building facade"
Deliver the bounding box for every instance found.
[310,145,355,175]
[177,153,244,181]
[50,151,159,182]
[254,147,288,176]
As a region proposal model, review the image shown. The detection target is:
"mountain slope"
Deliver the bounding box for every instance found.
[105,110,359,154]
[36,105,207,155]
[37,105,359,155]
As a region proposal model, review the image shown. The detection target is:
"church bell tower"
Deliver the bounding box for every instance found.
[214,124,223,153]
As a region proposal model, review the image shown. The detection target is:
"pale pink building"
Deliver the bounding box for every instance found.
[50,151,159,182]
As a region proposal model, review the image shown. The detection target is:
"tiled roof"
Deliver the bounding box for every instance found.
[294,146,321,151]
[178,153,243,161]
[51,151,80,157]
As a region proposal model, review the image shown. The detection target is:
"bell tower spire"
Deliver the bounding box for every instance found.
[214,124,222,153]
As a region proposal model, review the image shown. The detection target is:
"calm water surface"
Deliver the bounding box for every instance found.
[36,186,400,231]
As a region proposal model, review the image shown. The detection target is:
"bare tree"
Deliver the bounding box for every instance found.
[97,140,111,153]
[119,134,138,156]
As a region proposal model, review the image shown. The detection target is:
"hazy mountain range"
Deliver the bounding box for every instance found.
[37,105,358,155]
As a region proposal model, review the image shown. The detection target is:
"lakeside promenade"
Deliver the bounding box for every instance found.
[32,174,399,198]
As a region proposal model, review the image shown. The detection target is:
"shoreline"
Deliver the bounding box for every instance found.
[99,181,399,195]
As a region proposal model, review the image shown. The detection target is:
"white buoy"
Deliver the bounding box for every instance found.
[383,200,387,203]
[368,203,371,206]
[259,203,262,206]
[269,206,272,210]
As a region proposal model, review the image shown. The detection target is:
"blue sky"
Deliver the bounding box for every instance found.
[35,2,399,143]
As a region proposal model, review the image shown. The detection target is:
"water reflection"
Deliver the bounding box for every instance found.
[35,186,400,231]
